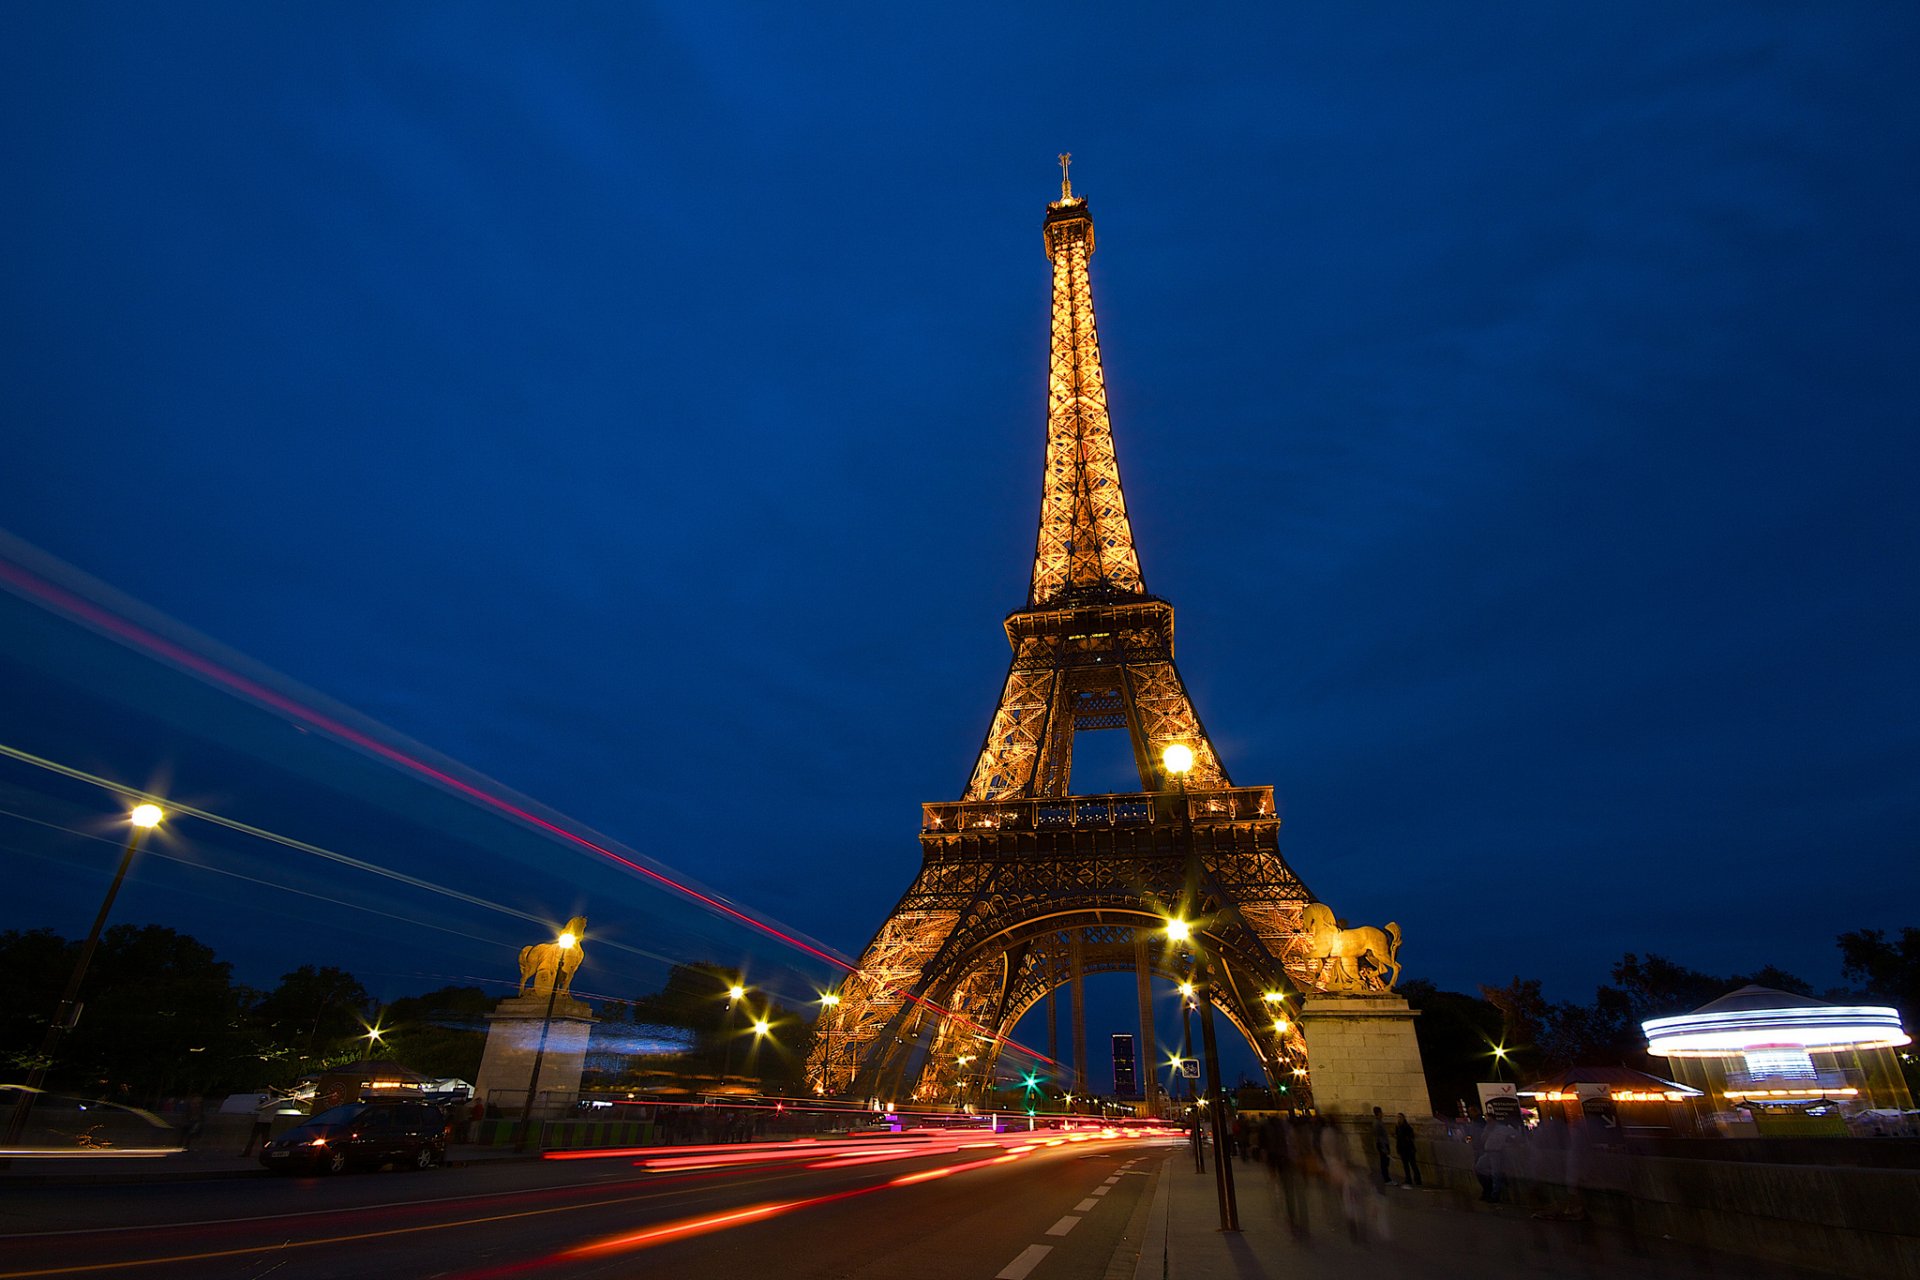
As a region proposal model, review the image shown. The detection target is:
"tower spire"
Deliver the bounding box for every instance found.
[1030,162,1145,607]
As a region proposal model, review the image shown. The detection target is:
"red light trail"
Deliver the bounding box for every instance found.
[0,536,1056,1066]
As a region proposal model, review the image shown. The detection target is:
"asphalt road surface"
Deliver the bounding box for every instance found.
[0,1131,1176,1279]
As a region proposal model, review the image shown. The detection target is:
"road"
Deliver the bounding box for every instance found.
[0,1130,1176,1279]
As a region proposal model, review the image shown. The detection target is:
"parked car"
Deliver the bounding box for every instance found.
[260,1100,446,1174]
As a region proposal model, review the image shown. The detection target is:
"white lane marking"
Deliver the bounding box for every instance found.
[1046,1215,1081,1236]
[997,1243,1053,1279]
[1075,1197,1099,1212]
[1117,1170,1149,1175]
[1091,1185,1111,1196]
[1102,1175,1120,1185]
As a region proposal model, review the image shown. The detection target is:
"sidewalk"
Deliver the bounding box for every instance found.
[1130,1146,1838,1280]
[0,1141,536,1186]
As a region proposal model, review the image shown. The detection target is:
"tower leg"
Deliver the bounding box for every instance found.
[1046,982,1058,1078]
[1134,932,1158,1118]
[1069,929,1088,1099]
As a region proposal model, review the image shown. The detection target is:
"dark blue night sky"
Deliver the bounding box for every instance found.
[2,5,1916,1075]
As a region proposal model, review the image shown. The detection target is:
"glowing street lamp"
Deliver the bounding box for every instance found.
[5,802,166,1145]
[752,1018,772,1037]
[1162,742,1239,1232]
[721,980,752,1085]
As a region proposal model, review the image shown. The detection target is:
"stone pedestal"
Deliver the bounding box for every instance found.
[1298,992,1430,1121]
[474,993,597,1118]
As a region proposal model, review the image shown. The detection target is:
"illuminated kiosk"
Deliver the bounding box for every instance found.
[1642,985,1913,1136]
[309,1059,427,1113]
[1520,1065,1704,1135]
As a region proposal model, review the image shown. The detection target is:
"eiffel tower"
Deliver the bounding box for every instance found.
[809,159,1319,1110]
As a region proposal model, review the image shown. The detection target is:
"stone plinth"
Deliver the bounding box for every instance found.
[1299,991,1430,1121]
[474,993,597,1118]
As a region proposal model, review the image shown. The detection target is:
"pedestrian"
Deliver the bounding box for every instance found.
[1394,1112,1421,1186]
[1319,1119,1365,1241]
[1371,1106,1392,1182]
[240,1095,276,1156]
[1476,1117,1515,1203]
[1271,1114,1309,1239]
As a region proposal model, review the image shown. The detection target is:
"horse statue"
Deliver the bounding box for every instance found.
[518,916,587,998]
[1301,902,1402,992]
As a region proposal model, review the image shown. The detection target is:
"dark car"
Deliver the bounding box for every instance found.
[261,1101,447,1174]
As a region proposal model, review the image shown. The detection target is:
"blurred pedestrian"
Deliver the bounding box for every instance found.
[1271,1114,1309,1239]
[1371,1106,1391,1182]
[239,1096,275,1156]
[1477,1117,1515,1203]
[181,1095,205,1147]
[1394,1112,1420,1186]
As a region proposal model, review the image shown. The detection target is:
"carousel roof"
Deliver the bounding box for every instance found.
[1642,986,1909,1057]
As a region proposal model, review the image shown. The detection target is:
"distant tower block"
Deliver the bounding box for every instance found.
[1112,1034,1138,1098]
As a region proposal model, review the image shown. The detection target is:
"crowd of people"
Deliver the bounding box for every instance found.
[1196,1101,1599,1241]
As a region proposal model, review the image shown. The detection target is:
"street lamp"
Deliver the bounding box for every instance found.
[1162,743,1240,1232]
[721,981,750,1086]
[5,802,165,1147]
[515,927,578,1152]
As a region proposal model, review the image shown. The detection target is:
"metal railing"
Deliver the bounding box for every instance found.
[922,786,1275,834]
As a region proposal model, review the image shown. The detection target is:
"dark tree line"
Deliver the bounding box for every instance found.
[0,925,490,1103]
[1403,927,1920,1113]
[0,929,822,1105]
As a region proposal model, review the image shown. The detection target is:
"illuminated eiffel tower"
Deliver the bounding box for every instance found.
[809,159,1318,1109]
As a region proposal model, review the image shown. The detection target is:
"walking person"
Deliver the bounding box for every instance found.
[1371,1106,1392,1182]
[1271,1114,1310,1239]
[1394,1112,1421,1186]
[239,1096,276,1156]
[1477,1116,1515,1203]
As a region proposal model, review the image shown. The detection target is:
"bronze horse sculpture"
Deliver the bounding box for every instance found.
[518,916,587,998]
[1301,903,1402,992]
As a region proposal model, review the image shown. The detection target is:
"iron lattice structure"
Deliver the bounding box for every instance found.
[809,167,1318,1109]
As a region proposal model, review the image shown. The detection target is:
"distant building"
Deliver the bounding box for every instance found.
[1112,1034,1138,1097]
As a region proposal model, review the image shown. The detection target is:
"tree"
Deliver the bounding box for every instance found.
[1837,927,1920,1098]
[251,965,373,1079]
[379,986,491,1083]
[624,964,817,1090]
[1837,928,1920,1021]
[1401,980,1506,1115]
[0,925,254,1102]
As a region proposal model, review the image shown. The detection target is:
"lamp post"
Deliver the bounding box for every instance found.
[1177,977,1203,1172]
[722,983,747,1087]
[515,928,577,1152]
[5,803,164,1147]
[1163,744,1240,1232]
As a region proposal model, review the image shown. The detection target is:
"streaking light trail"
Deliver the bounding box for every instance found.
[0,531,1055,1066]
